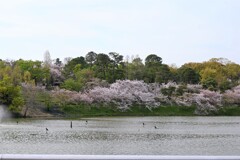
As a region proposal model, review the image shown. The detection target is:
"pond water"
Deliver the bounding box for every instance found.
[0,117,240,155]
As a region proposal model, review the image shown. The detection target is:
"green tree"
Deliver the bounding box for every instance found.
[54,58,62,66]
[16,59,49,85]
[75,68,94,88]
[94,53,111,80]
[145,54,162,66]
[225,63,240,83]
[177,66,200,84]
[85,51,97,68]
[144,54,162,83]
[127,57,144,80]
[63,56,87,78]
[11,65,22,86]
[0,75,24,113]
[61,78,81,91]
[155,64,172,83]
[109,52,124,82]
[202,77,218,91]
[62,68,94,92]
[219,80,232,93]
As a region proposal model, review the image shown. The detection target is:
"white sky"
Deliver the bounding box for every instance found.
[0,0,240,66]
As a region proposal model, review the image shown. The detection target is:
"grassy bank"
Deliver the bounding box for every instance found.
[61,104,196,118]
[60,104,240,118]
[217,106,240,116]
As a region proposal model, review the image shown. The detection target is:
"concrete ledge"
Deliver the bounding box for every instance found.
[1,155,240,160]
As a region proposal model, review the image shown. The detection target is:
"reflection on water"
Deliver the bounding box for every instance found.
[0,117,240,155]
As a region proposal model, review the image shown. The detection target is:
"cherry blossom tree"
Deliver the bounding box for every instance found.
[223,85,240,105]
[50,79,239,115]
[49,63,64,86]
[55,80,160,111]
[43,50,52,68]
[193,90,222,115]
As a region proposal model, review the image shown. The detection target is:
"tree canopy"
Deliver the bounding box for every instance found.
[0,51,240,116]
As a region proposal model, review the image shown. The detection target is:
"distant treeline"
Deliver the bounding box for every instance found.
[0,51,240,116]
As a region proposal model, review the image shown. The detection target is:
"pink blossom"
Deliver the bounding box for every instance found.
[87,80,159,110]
[223,85,240,105]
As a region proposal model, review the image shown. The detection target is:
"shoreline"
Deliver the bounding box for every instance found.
[15,105,240,119]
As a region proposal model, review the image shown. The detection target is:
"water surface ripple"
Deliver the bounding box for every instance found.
[0,117,240,155]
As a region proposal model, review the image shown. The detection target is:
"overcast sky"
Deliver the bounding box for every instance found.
[0,0,239,66]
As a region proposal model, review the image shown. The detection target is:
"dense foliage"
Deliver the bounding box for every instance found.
[0,52,240,116]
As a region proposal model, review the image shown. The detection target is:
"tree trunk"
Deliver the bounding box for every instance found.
[23,105,29,118]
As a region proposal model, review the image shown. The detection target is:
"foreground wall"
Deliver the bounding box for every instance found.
[1,155,240,160]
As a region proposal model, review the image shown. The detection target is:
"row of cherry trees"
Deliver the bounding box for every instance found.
[50,80,240,115]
